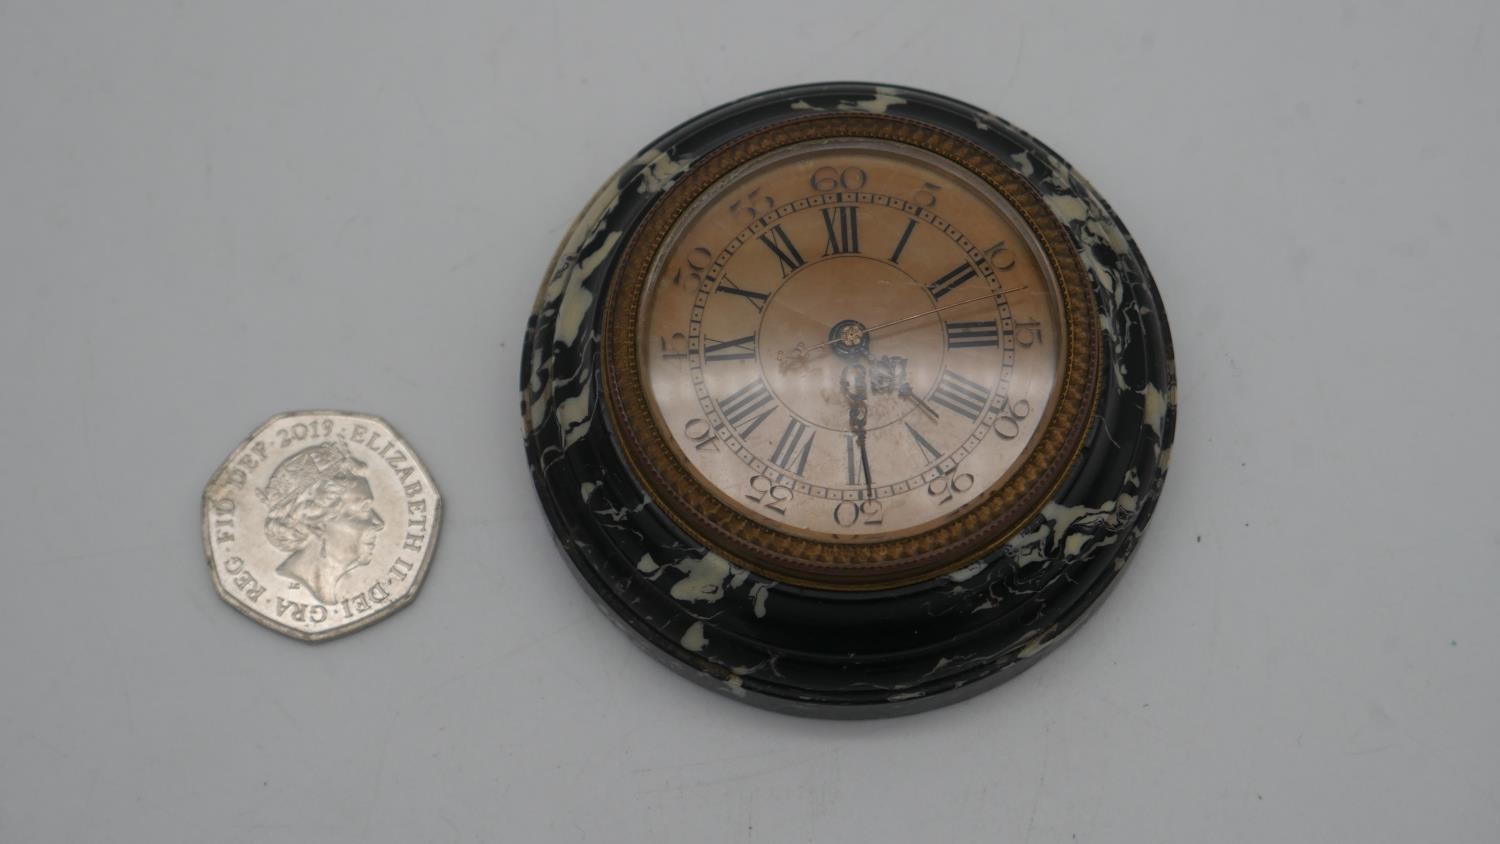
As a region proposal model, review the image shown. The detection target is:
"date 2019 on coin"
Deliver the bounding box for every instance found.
[203,411,441,642]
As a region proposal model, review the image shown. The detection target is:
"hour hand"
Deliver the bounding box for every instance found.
[841,366,874,499]
[848,401,874,499]
[860,439,874,500]
[874,354,939,420]
[898,382,940,420]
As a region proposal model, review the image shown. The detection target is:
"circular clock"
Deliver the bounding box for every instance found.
[522,83,1175,717]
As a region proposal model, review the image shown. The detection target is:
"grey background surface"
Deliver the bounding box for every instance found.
[3,1,1498,841]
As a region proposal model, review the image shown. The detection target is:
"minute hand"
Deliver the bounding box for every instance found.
[801,287,1026,355]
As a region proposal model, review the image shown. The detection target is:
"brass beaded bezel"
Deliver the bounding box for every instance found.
[602,113,1099,589]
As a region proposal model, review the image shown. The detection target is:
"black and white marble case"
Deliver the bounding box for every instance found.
[521,82,1176,718]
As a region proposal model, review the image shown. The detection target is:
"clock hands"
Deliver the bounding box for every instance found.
[830,291,1005,348]
[857,411,874,501]
[861,348,939,421]
[840,363,875,500]
[763,280,1025,496]
[779,286,1027,364]
[898,380,940,421]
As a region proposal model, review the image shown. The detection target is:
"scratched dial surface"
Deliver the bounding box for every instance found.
[638,140,1066,541]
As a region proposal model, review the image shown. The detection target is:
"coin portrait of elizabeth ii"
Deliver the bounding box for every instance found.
[261,442,387,605]
[203,411,441,641]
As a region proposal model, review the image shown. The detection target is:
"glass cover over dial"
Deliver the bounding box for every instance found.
[634,138,1067,546]
[533,85,1166,712]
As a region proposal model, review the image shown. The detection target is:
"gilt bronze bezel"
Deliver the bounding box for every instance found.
[601,113,1100,589]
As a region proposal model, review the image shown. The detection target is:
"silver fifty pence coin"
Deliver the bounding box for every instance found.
[202,411,441,641]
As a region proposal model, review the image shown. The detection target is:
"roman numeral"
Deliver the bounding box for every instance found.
[820,206,860,256]
[844,434,865,486]
[716,273,768,312]
[889,219,916,264]
[768,418,815,475]
[945,320,999,349]
[758,224,806,277]
[719,378,776,438]
[904,422,942,464]
[703,334,757,363]
[927,262,977,300]
[930,370,989,421]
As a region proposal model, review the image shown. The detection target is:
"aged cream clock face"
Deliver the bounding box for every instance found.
[602,116,1098,589]
[635,140,1065,543]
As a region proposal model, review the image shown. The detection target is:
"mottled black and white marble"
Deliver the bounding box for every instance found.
[521,82,1176,718]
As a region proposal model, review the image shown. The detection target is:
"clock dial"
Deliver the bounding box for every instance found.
[530,84,1175,714]
[636,140,1065,543]
[602,115,1100,589]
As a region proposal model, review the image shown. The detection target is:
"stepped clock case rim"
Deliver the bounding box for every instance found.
[520,81,1177,718]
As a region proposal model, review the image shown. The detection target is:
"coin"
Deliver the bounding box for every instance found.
[202,411,441,641]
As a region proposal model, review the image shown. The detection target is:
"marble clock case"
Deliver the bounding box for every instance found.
[521,82,1176,718]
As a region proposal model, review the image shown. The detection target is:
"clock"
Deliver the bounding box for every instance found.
[522,83,1175,717]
